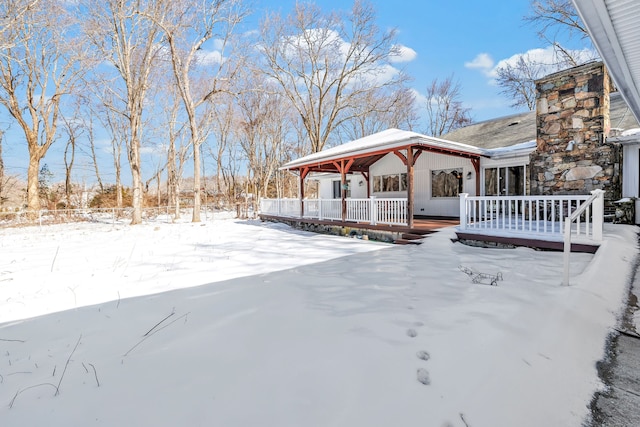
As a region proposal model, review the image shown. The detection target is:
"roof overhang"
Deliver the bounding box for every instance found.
[282,128,486,175]
[573,0,640,123]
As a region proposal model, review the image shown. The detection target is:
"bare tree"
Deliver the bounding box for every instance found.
[85,112,104,193]
[0,129,4,205]
[424,76,472,136]
[147,0,247,222]
[92,90,128,209]
[0,0,39,52]
[160,83,190,220]
[84,0,165,224]
[525,1,596,66]
[61,114,81,209]
[0,0,86,215]
[235,70,294,204]
[338,84,418,141]
[209,93,238,205]
[495,54,544,111]
[258,0,409,153]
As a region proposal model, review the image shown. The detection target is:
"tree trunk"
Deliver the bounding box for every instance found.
[129,132,143,224]
[26,153,42,215]
[192,141,201,222]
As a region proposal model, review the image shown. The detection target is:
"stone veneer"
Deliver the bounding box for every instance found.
[530,61,622,201]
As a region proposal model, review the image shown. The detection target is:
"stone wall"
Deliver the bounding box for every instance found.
[530,61,622,201]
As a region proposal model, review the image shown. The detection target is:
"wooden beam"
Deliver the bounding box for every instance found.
[413,149,423,164]
[340,160,347,221]
[299,172,305,218]
[471,158,480,195]
[407,148,415,228]
[393,150,408,165]
[344,158,354,174]
[300,167,311,180]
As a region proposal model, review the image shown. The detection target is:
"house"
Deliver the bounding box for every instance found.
[259,61,640,249]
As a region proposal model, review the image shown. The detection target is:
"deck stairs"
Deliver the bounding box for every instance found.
[393,231,433,245]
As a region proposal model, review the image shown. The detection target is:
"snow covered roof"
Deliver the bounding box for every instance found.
[484,140,537,159]
[282,128,486,170]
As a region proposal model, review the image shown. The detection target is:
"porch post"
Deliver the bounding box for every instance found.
[299,167,310,218]
[340,160,347,222]
[407,148,415,228]
[370,196,377,225]
[471,158,481,196]
[591,189,604,241]
[459,193,468,231]
[299,173,305,218]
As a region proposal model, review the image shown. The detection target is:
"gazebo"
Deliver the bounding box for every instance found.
[277,128,484,229]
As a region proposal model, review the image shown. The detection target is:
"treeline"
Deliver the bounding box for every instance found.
[0,0,591,222]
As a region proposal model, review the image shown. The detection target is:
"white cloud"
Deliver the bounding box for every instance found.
[467,46,599,82]
[212,38,225,51]
[197,49,224,65]
[464,53,495,76]
[390,45,417,63]
[410,88,428,107]
[276,28,407,87]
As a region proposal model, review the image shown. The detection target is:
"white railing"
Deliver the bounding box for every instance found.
[563,189,604,285]
[458,193,602,239]
[374,198,408,225]
[259,197,408,226]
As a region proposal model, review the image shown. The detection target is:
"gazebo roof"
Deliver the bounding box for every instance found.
[282,128,486,173]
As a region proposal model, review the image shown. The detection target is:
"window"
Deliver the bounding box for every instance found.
[483,165,527,196]
[373,173,407,192]
[332,180,350,198]
[431,168,463,198]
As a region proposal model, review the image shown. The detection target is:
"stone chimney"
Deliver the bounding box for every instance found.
[530,61,621,200]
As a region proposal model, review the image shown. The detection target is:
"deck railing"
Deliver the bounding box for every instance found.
[563,190,604,285]
[259,197,408,226]
[459,192,604,242]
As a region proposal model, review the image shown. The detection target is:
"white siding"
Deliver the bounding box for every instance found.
[370,153,407,199]
[318,178,333,199]
[317,174,368,199]
[623,143,640,198]
[414,153,475,217]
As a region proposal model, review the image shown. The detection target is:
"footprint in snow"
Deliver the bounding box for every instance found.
[416,350,430,361]
[416,368,430,385]
[406,328,417,338]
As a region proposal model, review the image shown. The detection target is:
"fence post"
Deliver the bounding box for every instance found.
[591,189,604,241]
[459,193,469,231]
[563,216,571,286]
[370,196,377,225]
[318,198,323,220]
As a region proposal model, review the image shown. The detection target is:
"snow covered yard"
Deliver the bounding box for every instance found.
[0,218,636,426]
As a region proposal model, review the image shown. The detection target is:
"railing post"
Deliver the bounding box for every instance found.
[318,198,323,220]
[591,189,604,241]
[459,193,469,231]
[370,196,377,225]
[563,216,572,286]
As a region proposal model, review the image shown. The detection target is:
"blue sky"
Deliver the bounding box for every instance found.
[2,0,593,187]
[254,0,562,122]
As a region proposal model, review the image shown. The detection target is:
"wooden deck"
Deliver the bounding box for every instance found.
[260,214,458,234]
[260,213,600,252]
